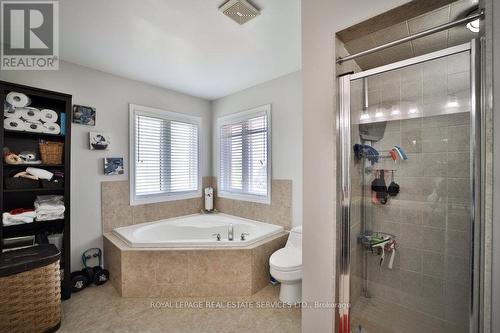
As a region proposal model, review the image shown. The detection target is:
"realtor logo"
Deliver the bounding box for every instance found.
[1,0,59,70]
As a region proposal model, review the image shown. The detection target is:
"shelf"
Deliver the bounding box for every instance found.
[3,164,64,169]
[2,219,64,238]
[4,130,65,140]
[1,80,71,300]
[4,188,64,193]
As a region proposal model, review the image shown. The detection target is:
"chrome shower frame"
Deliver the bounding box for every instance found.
[336,39,486,333]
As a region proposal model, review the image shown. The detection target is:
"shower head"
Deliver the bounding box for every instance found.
[464,6,481,33]
[453,5,480,33]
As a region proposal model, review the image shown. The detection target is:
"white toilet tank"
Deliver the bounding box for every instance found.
[285,225,302,249]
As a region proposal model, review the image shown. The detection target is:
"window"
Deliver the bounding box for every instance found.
[218,104,271,204]
[129,104,201,205]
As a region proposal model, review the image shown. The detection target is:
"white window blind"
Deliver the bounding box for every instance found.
[130,105,200,205]
[218,105,271,203]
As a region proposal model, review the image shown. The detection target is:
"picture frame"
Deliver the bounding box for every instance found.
[73,105,96,126]
[104,157,124,175]
[89,132,110,150]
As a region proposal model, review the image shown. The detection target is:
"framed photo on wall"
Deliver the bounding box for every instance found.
[89,132,110,150]
[73,105,96,126]
[104,158,124,175]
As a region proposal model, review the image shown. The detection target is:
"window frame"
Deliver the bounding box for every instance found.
[216,104,272,204]
[129,104,202,206]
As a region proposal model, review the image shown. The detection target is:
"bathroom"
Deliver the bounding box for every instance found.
[0,0,499,333]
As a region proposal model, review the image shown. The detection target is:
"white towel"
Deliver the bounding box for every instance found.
[26,167,53,180]
[35,205,65,221]
[2,211,36,226]
[36,210,65,221]
[35,195,65,221]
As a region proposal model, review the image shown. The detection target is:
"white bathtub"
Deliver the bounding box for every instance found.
[112,213,284,248]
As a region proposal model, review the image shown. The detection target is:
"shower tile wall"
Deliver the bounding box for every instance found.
[350,51,471,332]
[367,113,470,329]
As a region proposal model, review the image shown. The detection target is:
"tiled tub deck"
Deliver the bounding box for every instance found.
[103,232,288,298]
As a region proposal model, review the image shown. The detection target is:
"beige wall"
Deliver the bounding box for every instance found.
[301,1,412,331]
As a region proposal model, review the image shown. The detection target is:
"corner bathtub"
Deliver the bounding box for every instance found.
[112,213,284,248]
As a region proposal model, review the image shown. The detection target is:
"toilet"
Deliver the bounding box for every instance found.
[269,225,302,304]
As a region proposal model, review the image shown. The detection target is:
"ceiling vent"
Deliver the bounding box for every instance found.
[219,0,261,25]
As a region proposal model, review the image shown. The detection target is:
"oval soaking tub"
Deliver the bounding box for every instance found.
[112,213,284,248]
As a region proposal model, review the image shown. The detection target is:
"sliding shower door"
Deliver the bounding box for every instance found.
[338,40,483,333]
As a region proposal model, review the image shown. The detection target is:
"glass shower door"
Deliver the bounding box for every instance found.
[338,41,481,333]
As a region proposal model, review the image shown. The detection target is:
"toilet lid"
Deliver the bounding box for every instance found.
[270,248,302,271]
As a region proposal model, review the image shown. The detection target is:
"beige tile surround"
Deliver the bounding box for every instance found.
[101,178,208,233]
[102,177,292,233]
[101,178,292,298]
[208,177,293,230]
[103,232,288,298]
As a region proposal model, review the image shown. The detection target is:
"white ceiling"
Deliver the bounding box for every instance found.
[59,0,301,100]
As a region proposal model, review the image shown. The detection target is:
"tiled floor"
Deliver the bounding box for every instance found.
[59,283,301,333]
[351,296,467,333]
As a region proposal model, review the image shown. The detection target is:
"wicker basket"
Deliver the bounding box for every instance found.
[0,255,61,333]
[39,141,64,165]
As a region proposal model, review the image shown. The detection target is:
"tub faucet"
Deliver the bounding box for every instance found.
[228,224,234,241]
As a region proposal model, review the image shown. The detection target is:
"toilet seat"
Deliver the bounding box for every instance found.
[269,225,303,304]
[270,248,302,272]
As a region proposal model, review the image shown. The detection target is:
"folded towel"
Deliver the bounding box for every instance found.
[26,167,53,180]
[35,205,65,221]
[34,195,65,221]
[36,211,65,221]
[36,206,64,213]
[35,195,64,207]
[3,211,36,226]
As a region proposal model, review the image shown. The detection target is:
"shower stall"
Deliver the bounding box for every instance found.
[336,31,485,333]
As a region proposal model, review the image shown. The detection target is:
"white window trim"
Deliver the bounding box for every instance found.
[216,104,272,205]
[129,104,202,206]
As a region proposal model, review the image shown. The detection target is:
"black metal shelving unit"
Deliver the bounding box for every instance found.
[0,81,72,299]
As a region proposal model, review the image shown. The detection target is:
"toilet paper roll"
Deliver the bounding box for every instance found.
[40,109,58,123]
[23,121,43,133]
[19,107,41,122]
[4,118,25,131]
[4,107,22,119]
[42,122,61,135]
[6,92,31,108]
[4,101,17,116]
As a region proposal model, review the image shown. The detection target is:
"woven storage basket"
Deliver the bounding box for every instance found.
[39,141,64,165]
[0,245,61,333]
